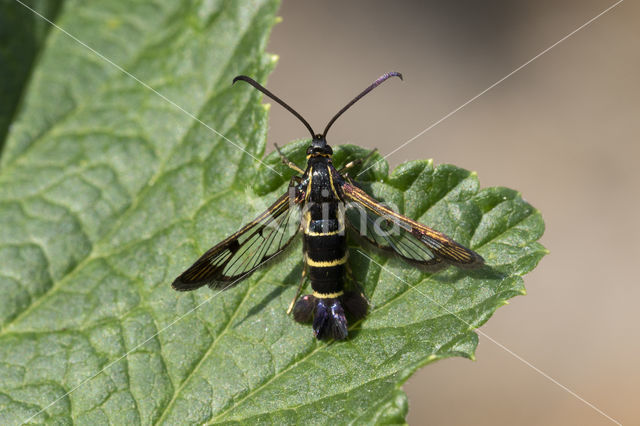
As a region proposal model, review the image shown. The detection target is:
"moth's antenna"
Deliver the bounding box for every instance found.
[233,76,316,139]
[322,72,403,138]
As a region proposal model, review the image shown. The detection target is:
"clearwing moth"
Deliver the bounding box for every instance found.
[172,72,483,340]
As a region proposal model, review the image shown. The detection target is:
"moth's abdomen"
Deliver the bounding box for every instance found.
[303,202,347,297]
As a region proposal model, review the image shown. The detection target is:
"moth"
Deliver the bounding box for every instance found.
[172,72,483,340]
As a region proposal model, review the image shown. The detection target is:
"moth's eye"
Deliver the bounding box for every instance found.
[306,146,313,155]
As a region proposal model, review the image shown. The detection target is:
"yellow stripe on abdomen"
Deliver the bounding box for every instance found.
[305,253,348,267]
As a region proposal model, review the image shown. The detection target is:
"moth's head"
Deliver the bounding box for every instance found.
[307,135,333,158]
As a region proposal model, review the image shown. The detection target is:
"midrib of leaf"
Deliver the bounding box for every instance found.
[0,3,274,333]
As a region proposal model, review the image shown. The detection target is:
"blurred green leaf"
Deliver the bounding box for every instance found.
[0,0,546,424]
[0,0,64,153]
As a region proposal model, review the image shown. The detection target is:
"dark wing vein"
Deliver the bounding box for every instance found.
[342,182,482,266]
[347,198,441,265]
[172,192,301,291]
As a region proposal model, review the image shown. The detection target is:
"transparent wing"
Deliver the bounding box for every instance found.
[346,201,442,266]
[342,182,483,267]
[172,192,301,291]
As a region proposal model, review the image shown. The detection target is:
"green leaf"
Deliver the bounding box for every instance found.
[0,0,64,153]
[0,0,546,424]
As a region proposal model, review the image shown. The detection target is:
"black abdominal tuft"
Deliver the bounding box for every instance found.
[292,295,316,323]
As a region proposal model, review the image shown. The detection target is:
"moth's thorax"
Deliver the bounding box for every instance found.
[305,160,341,204]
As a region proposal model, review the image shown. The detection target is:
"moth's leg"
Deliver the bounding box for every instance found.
[286,265,307,315]
[288,175,303,189]
[345,260,355,284]
[275,143,305,174]
[338,148,378,175]
[345,261,366,297]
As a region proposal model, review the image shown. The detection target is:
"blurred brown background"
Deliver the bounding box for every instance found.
[266,1,638,425]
